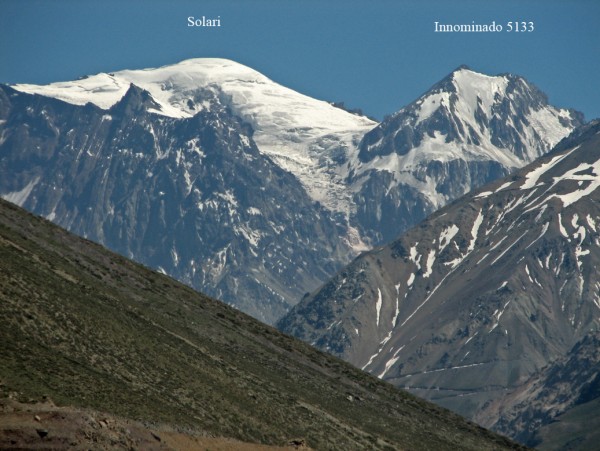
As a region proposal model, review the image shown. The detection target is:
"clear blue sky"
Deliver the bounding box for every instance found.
[1,0,598,121]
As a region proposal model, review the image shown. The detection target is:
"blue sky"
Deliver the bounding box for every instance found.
[1,0,598,120]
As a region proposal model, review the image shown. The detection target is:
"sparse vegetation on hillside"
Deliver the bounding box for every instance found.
[0,198,526,450]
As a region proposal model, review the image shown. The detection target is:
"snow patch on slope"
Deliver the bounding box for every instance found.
[2,178,40,206]
[376,288,383,327]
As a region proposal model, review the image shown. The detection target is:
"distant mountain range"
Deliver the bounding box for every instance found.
[279,120,600,447]
[0,197,526,450]
[0,58,582,323]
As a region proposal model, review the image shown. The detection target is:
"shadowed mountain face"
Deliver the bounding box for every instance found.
[476,331,600,450]
[279,121,600,437]
[0,83,349,324]
[0,198,525,451]
[0,59,582,324]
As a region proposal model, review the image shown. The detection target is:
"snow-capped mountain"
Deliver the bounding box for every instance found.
[0,58,584,323]
[350,66,583,244]
[13,58,376,245]
[278,120,600,426]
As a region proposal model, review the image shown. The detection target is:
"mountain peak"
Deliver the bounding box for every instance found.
[11,57,270,119]
[433,65,493,92]
[350,66,582,244]
[118,57,271,89]
[10,57,375,216]
[452,63,472,72]
[359,65,580,166]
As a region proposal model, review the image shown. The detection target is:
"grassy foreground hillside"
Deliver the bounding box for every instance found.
[0,198,525,450]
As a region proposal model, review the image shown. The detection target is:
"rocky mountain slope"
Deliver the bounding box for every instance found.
[279,121,600,434]
[0,197,526,450]
[0,59,582,323]
[0,82,349,323]
[476,331,600,449]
